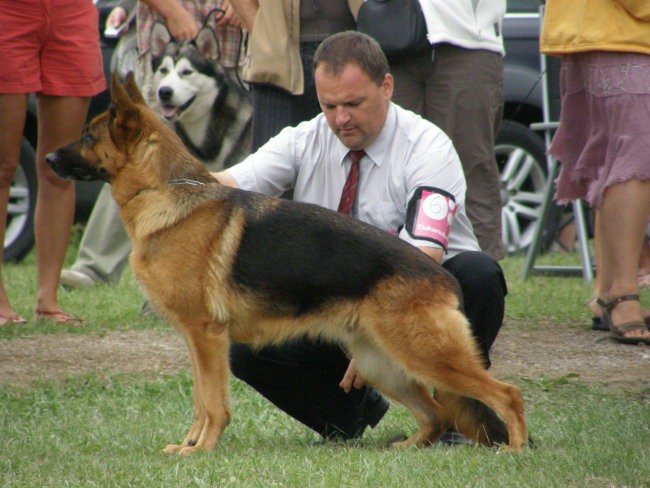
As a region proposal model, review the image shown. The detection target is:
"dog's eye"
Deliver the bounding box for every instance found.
[181,69,194,77]
[160,67,169,75]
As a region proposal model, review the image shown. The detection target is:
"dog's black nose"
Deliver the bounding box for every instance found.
[158,86,173,102]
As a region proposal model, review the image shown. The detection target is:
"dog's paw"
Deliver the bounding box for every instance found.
[162,443,183,454]
[178,445,201,456]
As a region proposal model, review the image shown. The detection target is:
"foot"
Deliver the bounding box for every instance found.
[598,295,650,344]
[0,312,27,326]
[34,309,84,324]
[60,269,99,289]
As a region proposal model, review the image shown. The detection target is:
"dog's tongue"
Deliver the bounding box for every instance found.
[160,106,179,119]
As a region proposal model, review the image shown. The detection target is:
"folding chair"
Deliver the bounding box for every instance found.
[521,17,594,283]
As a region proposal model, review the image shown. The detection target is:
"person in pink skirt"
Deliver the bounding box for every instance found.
[541,0,650,344]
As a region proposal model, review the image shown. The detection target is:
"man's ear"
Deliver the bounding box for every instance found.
[382,73,394,101]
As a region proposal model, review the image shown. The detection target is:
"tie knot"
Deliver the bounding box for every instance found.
[348,149,365,165]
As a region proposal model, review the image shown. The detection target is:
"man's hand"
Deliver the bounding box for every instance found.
[339,359,366,393]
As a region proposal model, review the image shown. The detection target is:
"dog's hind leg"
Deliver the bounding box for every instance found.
[428,367,526,451]
[166,321,232,455]
[367,306,527,451]
[350,339,448,447]
[384,382,449,447]
[163,333,207,454]
[433,389,509,447]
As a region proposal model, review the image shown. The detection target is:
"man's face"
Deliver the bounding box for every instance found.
[315,63,393,151]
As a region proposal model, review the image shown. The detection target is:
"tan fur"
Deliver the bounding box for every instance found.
[50,74,527,455]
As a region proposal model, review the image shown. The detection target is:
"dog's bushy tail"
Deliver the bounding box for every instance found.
[435,390,509,446]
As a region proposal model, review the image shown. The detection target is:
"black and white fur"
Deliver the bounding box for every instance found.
[149,21,252,170]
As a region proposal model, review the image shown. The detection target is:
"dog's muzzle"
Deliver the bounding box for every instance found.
[46,150,110,182]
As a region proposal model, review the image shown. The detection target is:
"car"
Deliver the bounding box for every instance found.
[497,0,557,254]
[5,0,551,262]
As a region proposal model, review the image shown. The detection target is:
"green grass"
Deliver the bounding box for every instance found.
[1,242,649,487]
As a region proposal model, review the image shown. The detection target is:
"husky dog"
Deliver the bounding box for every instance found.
[149,21,252,169]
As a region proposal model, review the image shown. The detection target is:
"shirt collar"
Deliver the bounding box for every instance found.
[336,103,397,167]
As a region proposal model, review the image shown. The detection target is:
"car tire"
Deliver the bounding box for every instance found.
[4,138,37,262]
[496,120,559,254]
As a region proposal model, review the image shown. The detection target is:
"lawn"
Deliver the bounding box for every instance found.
[0,235,648,487]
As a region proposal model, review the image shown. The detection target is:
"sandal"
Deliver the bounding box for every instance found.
[34,309,83,325]
[0,313,28,326]
[597,295,650,345]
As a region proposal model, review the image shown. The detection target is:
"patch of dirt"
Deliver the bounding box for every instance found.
[0,320,648,390]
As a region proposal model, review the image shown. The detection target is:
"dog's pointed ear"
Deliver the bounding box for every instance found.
[123,72,146,105]
[150,21,171,57]
[195,26,220,61]
[111,72,135,107]
[109,73,141,147]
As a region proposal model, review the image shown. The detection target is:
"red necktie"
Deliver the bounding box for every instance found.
[337,149,365,215]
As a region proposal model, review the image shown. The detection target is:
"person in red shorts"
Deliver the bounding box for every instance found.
[0,0,106,325]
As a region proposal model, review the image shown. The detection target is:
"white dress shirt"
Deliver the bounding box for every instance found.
[226,102,480,261]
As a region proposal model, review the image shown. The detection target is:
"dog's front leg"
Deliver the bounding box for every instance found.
[163,333,207,454]
[166,321,232,456]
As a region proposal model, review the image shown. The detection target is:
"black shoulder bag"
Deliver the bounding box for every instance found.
[356,0,429,62]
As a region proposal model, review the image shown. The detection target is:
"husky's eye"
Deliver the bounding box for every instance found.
[181,69,194,77]
[159,67,169,75]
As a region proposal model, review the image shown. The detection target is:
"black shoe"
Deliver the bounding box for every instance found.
[439,429,472,446]
[358,387,390,430]
[321,387,390,441]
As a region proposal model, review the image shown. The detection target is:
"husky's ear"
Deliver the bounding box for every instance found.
[109,73,141,147]
[123,72,146,105]
[195,26,220,61]
[150,21,171,57]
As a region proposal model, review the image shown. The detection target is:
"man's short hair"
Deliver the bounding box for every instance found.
[313,31,389,86]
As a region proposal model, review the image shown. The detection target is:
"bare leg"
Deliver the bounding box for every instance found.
[0,94,28,322]
[34,95,90,314]
[598,179,650,341]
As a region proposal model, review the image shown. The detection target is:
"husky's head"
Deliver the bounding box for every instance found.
[150,22,227,124]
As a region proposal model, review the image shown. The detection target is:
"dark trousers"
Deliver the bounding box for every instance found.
[230,251,507,438]
[250,42,322,152]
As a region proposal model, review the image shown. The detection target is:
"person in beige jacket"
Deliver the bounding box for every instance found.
[229,0,362,150]
[541,0,650,345]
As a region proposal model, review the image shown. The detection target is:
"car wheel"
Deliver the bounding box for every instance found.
[496,121,558,254]
[4,138,37,262]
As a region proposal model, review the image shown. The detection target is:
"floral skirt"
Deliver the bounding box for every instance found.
[549,51,650,208]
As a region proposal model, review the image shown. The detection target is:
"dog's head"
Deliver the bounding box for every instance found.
[47,73,203,191]
[150,22,227,123]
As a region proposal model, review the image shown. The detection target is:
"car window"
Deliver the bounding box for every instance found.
[507,0,543,14]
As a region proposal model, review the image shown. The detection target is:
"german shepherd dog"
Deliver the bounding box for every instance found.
[47,74,527,455]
